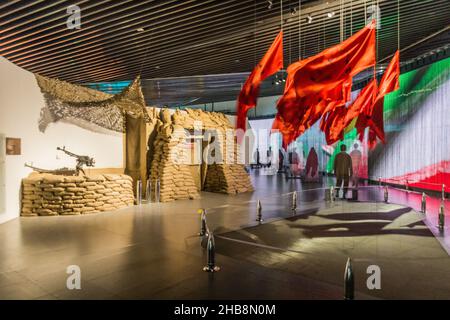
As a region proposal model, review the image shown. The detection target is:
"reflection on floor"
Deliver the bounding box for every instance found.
[0,170,449,299]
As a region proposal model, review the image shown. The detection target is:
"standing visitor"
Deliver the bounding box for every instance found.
[278,149,284,173]
[290,148,300,176]
[334,144,353,199]
[350,143,362,187]
[266,146,273,168]
[305,147,319,182]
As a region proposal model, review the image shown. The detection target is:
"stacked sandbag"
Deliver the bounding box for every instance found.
[148,107,253,199]
[21,173,134,216]
[204,163,253,194]
[149,113,200,202]
[182,109,233,131]
[197,111,253,195]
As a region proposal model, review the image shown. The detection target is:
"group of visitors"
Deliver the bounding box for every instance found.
[334,143,363,199]
[252,142,363,199]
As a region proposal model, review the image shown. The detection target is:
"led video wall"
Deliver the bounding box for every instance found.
[248,56,449,190]
[370,56,450,192]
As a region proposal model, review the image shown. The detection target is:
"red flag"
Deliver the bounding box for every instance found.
[357,50,400,147]
[377,50,400,99]
[275,21,376,147]
[367,97,385,144]
[323,79,378,144]
[236,31,283,132]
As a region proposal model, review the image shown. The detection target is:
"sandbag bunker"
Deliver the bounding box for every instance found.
[21,174,135,216]
[147,107,254,202]
[18,73,253,217]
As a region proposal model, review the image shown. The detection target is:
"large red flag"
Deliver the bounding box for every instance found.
[357,50,400,147]
[274,21,376,147]
[236,31,283,132]
[323,78,378,144]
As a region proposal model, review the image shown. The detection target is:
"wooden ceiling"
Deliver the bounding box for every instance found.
[2,0,449,86]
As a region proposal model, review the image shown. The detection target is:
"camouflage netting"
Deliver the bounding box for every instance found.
[35,74,150,133]
[147,108,253,202]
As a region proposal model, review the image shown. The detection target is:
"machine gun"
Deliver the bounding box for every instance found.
[25,147,95,176]
[56,146,95,175]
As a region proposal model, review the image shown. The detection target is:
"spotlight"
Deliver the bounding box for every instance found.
[267,0,273,9]
[274,75,281,85]
[291,7,297,15]
[136,27,145,32]
[155,66,160,69]
[327,12,335,18]
[307,14,313,23]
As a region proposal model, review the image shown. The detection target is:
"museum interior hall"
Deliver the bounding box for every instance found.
[1,0,450,301]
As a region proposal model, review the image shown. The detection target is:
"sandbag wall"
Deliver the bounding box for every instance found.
[148,109,200,202]
[148,108,253,199]
[21,174,134,216]
[204,164,253,194]
[202,132,253,194]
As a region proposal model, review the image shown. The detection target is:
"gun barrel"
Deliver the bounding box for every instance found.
[57,147,80,158]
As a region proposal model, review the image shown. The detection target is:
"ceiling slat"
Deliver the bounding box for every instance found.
[1,0,448,89]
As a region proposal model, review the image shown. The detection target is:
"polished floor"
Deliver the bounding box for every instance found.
[0,169,449,299]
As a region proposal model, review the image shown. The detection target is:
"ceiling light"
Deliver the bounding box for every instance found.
[155,66,160,69]
[291,7,297,15]
[327,12,335,18]
[136,27,145,32]
[307,15,313,23]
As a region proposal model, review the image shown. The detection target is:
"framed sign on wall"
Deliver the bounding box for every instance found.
[5,137,21,155]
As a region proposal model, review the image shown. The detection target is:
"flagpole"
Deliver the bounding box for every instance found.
[298,0,301,60]
[397,0,400,51]
[280,0,283,32]
[374,0,378,84]
[280,0,284,70]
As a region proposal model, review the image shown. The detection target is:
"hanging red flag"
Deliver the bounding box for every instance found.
[323,78,378,144]
[377,50,400,99]
[357,50,400,148]
[236,31,283,133]
[274,21,376,147]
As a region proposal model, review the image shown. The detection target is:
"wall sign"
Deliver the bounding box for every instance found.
[6,137,21,155]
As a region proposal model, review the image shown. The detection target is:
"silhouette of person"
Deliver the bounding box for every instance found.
[290,148,300,176]
[267,146,272,168]
[350,143,362,187]
[278,149,284,172]
[305,147,319,181]
[254,148,261,167]
[334,144,353,199]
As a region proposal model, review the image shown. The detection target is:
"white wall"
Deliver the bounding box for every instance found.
[0,57,123,224]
